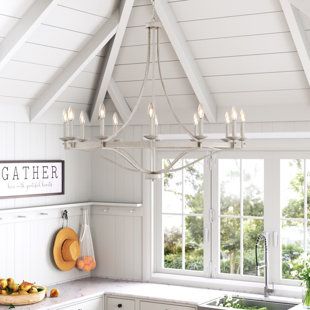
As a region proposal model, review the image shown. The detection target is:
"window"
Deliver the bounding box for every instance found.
[161,159,204,272]
[219,159,264,276]
[155,153,310,286]
[281,159,310,280]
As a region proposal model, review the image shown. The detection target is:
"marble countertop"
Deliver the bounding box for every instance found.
[0,278,301,310]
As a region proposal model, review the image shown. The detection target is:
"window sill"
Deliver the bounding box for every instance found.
[150,273,302,300]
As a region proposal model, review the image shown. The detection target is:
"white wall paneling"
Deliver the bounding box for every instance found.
[0,206,90,285]
[91,205,143,281]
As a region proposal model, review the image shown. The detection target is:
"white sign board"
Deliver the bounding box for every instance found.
[0,161,64,198]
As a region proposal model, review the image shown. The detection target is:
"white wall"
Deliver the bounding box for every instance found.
[0,121,91,209]
[0,121,92,285]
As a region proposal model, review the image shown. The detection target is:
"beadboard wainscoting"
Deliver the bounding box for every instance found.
[0,205,90,286]
[91,205,143,281]
[0,122,91,209]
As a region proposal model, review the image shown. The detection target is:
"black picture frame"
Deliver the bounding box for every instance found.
[0,160,65,199]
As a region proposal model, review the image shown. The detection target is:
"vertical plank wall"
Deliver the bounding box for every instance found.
[0,121,91,285]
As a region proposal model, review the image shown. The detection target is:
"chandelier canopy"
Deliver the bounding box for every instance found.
[60,7,246,180]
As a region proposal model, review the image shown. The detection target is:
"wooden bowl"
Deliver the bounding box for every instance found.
[0,287,47,306]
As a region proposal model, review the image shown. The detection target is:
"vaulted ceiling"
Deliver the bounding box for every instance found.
[0,0,310,125]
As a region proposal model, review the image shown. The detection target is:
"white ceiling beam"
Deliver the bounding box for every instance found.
[290,0,310,18]
[154,0,216,122]
[0,0,58,72]
[108,78,131,122]
[90,0,135,123]
[280,0,310,86]
[30,11,119,122]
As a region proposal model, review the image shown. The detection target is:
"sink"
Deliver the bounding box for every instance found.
[199,296,298,310]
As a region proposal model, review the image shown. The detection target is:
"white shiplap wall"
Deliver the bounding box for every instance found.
[0,121,91,209]
[0,120,92,284]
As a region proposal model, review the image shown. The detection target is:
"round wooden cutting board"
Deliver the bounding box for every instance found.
[0,287,47,306]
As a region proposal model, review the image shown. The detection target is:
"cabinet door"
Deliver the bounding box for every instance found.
[140,301,196,310]
[106,296,135,310]
[58,297,103,310]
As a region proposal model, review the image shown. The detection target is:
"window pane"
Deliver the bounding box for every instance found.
[282,220,304,279]
[281,159,304,219]
[307,160,310,217]
[219,159,240,215]
[220,218,240,274]
[243,160,264,217]
[184,159,204,214]
[185,215,203,271]
[163,215,182,269]
[243,219,264,276]
[162,159,182,214]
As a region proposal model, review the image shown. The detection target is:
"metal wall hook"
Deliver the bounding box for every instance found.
[61,210,68,228]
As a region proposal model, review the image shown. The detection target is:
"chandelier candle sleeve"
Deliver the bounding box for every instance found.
[240,109,245,140]
[193,113,199,136]
[79,111,86,140]
[225,112,230,139]
[155,115,158,137]
[67,106,75,138]
[98,103,106,138]
[231,107,237,138]
[63,109,69,138]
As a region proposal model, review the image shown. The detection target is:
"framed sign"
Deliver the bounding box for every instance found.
[0,160,64,199]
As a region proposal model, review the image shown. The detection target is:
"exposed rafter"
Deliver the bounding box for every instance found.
[291,0,310,18]
[154,0,216,122]
[280,0,310,86]
[0,0,58,72]
[89,0,135,123]
[108,78,131,122]
[30,11,119,122]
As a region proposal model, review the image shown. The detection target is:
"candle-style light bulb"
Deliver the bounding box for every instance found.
[155,114,158,137]
[197,104,204,136]
[148,103,155,119]
[99,103,106,119]
[67,106,74,137]
[148,103,156,137]
[98,103,106,138]
[197,104,204,119]
[79,111,86,140]
[240,109,245,122]
[113,112,119,135]
[63,109,69,138]
[231,106,237,121]
[240,109,245,140]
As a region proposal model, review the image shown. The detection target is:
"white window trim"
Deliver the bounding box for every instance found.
[153,150,310,289]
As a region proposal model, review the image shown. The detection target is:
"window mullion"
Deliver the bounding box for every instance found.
[240,159,244,276]
[304,159,308,254]
[182,161,186,271]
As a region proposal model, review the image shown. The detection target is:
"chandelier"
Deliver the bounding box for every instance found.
[60,9,246,180]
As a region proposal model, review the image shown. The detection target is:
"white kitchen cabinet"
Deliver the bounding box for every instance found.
[139,301,196,310]
[57,297,103,310]
[106,296,135,310]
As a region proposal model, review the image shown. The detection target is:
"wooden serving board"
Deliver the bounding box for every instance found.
[0,287,47,306]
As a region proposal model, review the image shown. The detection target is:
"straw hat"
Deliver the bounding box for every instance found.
[53,227,80,271]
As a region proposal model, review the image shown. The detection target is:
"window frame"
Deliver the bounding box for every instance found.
[154,150,310,286]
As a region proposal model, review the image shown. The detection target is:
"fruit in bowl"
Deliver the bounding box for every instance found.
[0,278,47,306]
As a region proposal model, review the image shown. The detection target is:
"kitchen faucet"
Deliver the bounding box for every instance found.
[255,233,274,297]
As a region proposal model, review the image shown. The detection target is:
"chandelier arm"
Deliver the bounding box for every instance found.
[156,28,199,142]
[105,147,150,174]
[103,28,152,143]
[99,154,141,173]
[154,148,198,174]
